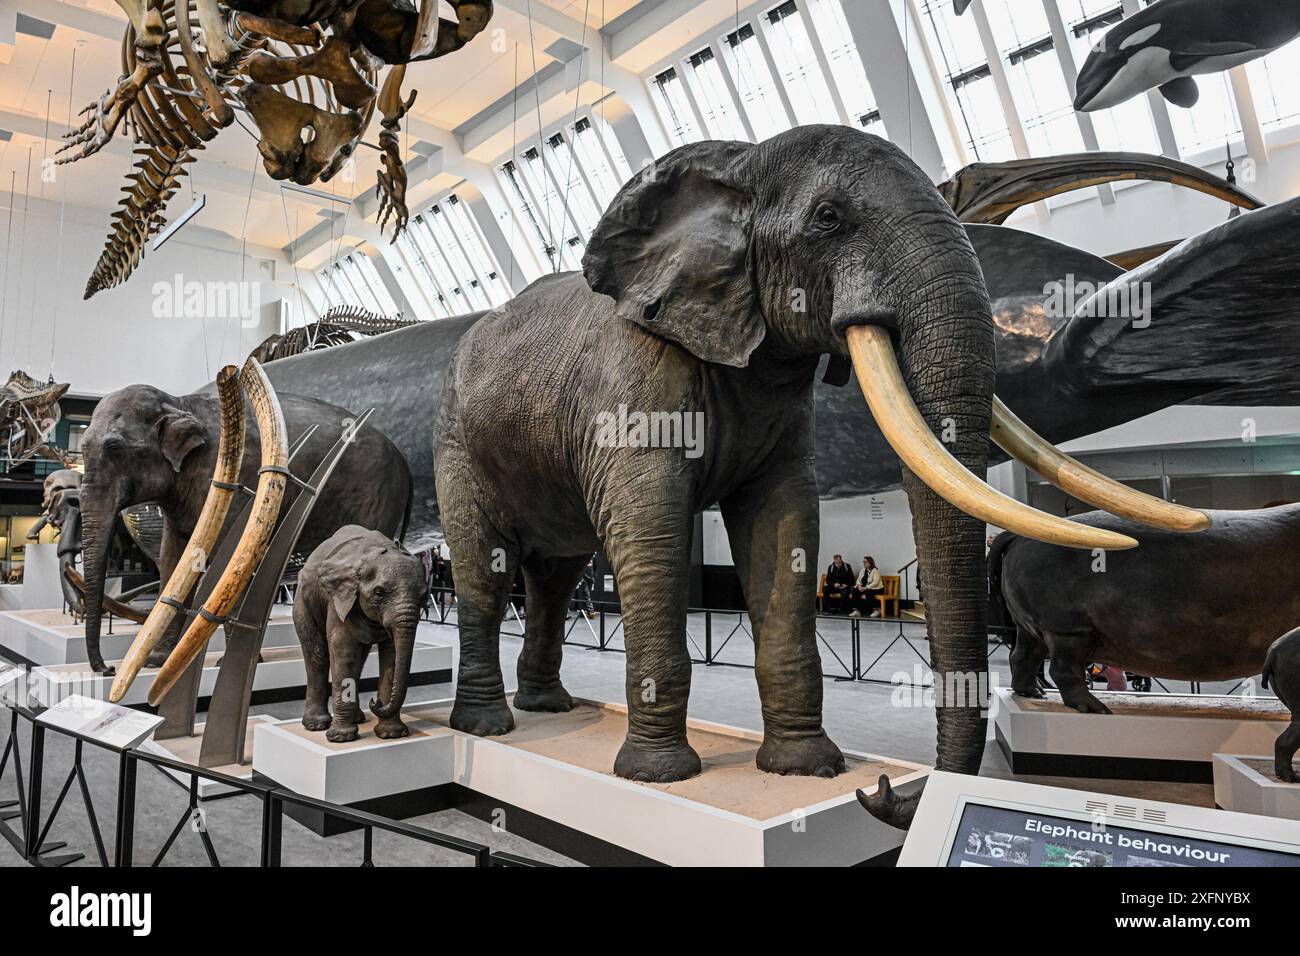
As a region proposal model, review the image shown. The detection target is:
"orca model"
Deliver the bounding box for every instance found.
[1074,0,1300,111]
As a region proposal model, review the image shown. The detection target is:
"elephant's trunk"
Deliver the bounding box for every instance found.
[79,481,123,674]
[371,611,418,719]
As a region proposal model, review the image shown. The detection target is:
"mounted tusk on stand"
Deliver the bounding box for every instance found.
[990,397,1210,533]
[147,359,289,706]
[845,324,1138,551]
[109,365,246,703]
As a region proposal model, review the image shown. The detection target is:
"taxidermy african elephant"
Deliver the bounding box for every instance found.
[78,384,412,674]
[435,126,1177,790]
[1262,627,1300,783]
[294,525,425,742]
[992,505,1300,714]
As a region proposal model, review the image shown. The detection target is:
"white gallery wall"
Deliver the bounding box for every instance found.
[0,193,289,398]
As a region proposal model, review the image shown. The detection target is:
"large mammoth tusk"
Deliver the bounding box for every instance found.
[109,366,246,703]
[147,359,289,706]
[990,397,1210,533]
[845,325,1137,551]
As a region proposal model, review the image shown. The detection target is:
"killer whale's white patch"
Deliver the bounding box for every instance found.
[1119,23,1163,50]
[1084,46,1172,111]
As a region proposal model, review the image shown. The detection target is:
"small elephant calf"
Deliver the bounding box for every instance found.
[293,525,426,742]
[1263,627,1300,783]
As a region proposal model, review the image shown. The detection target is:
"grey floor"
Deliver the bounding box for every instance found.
[0,608,1248,867]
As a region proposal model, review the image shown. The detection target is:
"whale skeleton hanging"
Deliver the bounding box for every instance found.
[58,0,494,299]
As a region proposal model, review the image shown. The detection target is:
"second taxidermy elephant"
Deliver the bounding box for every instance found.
[992,504,1300,714]
[78,384,412,674]
[436,126,1159,793]
[1262,627,1300,782]
[293,526,425,742]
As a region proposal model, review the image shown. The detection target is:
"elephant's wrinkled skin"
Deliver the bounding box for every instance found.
[436,127,995,783]
[79,385,412,674]
[1262,628,1300,782]
[993,505,1300,714]
[293,525,425,742]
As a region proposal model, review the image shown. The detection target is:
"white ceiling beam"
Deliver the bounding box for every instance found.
[15,0,125,39]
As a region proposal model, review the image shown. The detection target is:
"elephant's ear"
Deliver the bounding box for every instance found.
[582,141,762,368]
[157,404,207,473]
[318,559,359,621]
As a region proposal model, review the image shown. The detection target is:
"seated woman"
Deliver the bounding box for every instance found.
[851,556,884,618]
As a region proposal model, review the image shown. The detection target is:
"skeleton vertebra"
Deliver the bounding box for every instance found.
[62,0,493,298]
[249,302,419,362]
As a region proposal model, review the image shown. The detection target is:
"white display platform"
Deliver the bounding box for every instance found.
[140,715,280,798]
[0,607,299,668]
[994,686,1290,782]
[30,639,452,708]
[20,544,65,610]
[1212,754,1300,821]
[255,696,929,866]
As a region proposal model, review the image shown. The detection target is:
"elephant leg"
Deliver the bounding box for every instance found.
[146,522,187,668]
[1275,720,1299,783]
[602,499,700,783]
[326,629,367,742]
[1046,632,1111,714]
[513,555,587,713]
[721,465,844,777]
[295,600,332,732]
[374,640,410,739]
[1010,626,1047,698]
[442,491,518,736]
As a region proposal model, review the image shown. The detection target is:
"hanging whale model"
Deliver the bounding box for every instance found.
[1073,0,1300,111]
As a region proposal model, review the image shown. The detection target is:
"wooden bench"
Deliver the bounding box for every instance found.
[874,574,900,618]
[817,573,852,613]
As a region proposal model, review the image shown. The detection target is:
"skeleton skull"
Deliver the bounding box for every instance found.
[240,81,364,184]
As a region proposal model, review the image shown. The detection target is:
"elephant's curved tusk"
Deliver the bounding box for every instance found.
[990,397,1210,533]
[109,366,247,703]
[845,325,1137,551]
[147,359,289,706]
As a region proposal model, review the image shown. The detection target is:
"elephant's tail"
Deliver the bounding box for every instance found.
[1262,648,1275,691]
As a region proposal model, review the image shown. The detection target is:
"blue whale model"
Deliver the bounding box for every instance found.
[1074,0,1300,111]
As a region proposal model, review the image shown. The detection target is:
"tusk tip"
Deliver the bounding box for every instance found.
[1096,530,1139,551]
[1183,510,1212,533]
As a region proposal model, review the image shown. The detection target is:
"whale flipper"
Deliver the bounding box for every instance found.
[1159,76,1200,108]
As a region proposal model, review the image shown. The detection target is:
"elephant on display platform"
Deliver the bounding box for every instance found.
[1262,628,1300,783]
[293,525,426,742]
[78,384,412,674]
[992,505,1300,714]
[433,126,1183,794]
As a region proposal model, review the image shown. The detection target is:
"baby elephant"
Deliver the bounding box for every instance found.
[294,525,426,742]
[1262,627,1300,783]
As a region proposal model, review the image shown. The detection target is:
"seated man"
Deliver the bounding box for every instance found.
[824,554,855,612]
[852,556,884,618]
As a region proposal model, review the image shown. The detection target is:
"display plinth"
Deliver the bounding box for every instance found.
[30,638,452,709]
[139,715,280,798]
[254,696,928,866]
[1212,754,1300,820]
[0,607,300,668]
[994,686,1290,782]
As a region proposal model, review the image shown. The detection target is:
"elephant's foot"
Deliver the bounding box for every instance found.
[302,710,332,732]
[1012,683,1045,699]
[1061,688,1112,715]
[449,696,515,736]
[512,681,574,713]
[756,729,846,778]
[375,718,410,740]
[325,722,360,743]
[1277,758,1297,784]
[613,736,701,783]
[90,659,116,677]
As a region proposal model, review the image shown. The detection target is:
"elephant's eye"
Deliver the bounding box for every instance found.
[372,586,387,600]
[813,201,842,233]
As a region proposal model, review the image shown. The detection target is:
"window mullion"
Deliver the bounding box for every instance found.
[1119,0,1179,157]
[409,222,455,313]
[1042,0,1115,207]
[794,1,852,126]
[674,55,715,139]
[752,15,800,129]
[712,40,758,141]
[968,0,1033,161]
[442,204,494,310]
[1227,66,1270,165]
[563,128,606,217]
[512,155,559,270]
